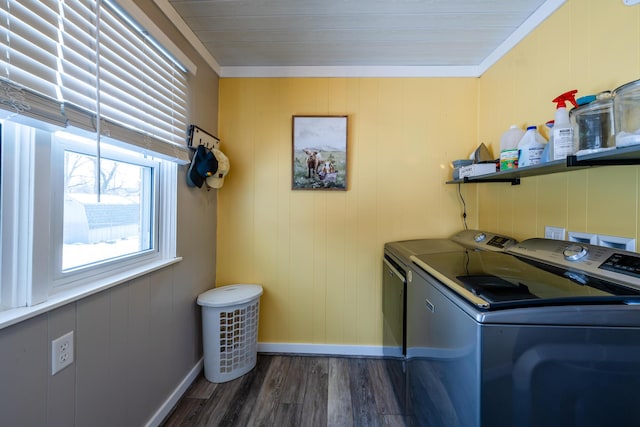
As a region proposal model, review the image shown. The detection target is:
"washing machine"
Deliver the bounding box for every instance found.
[406,238,640,427]
[382,230,517,421]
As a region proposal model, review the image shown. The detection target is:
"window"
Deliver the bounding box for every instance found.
[58,134,157,272]
[0,0,190,316]
[1,119,178,309]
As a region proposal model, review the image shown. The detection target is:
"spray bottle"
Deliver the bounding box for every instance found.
[551,90,578,160]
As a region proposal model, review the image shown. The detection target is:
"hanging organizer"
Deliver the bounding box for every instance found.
[187,124,220,150]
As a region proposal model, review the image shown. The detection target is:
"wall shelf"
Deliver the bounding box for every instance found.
[447,145,640,185]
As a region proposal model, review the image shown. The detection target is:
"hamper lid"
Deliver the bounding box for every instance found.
[197,284,263,307]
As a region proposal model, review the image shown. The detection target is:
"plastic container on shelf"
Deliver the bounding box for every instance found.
[613,79,640,148]
[499,125,525,170]
[197,284,263,383]
[570,91,615,155]
[517,125,547,167]
[552,90,579,160]
[500,125,525,152]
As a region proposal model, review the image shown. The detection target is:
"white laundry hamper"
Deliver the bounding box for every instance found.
[197,284,263,383]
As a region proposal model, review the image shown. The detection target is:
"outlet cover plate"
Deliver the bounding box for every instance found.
[597,235,636,251]
[568,232,598,244]
[545,226,566,240]
[52,331,74,375]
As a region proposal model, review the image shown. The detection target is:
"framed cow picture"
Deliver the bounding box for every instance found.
[292,115,348,190]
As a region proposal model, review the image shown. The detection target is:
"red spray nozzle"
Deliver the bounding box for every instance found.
[552,90,578,109]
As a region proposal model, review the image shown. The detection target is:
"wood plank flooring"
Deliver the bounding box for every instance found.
[161,354,408,427]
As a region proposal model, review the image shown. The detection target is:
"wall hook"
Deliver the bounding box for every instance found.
[187,124,220,150]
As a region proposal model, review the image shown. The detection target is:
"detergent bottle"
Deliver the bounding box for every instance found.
[551,90,578,160]
[517,125,547,167]
[499,125,525,170]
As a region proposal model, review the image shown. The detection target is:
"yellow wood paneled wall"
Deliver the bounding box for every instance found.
[477,0,640,243]
[218,78,479,345]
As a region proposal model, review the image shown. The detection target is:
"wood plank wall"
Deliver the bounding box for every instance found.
[217,77,479,346]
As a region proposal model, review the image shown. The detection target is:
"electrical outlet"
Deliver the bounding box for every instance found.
[545,226,566,240]
[597,235,636,251]
[568,231,597,245]
[51,331,74,375]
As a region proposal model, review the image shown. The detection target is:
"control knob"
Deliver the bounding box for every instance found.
[474,232,486,243]
[563,244,588,261]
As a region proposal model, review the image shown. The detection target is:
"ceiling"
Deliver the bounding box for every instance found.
[157,0,565,77]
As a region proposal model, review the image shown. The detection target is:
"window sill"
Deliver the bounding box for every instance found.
[0,257,182,331]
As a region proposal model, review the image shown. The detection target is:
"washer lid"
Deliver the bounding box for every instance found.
[412,250,640,310]
[197,284,263,307]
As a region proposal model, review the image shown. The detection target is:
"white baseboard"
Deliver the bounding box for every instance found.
[145,357,204,427]
[257,342,388,357]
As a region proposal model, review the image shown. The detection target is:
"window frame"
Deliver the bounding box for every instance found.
[0,119,179,312]
[50,132,162,290]
[0,121,34,310]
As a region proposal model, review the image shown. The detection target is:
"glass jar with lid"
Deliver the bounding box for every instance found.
[613,79,640,148]
[569,91,615,155]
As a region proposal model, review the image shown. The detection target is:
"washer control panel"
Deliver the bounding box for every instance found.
[452,230,517,251]
[600,253,640,279]
[508,238,640,289]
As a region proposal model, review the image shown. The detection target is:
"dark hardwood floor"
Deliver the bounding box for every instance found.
[161,354,408,426]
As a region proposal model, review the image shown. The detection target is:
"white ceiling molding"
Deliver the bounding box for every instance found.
[220,65,482,78]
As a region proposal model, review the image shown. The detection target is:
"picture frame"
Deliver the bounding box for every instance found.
[292,115,348,190]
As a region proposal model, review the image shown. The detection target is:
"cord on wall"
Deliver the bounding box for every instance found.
[457,183,468,230]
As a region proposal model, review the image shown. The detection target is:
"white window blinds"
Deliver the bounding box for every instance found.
[59,0,98,118]
[0,0,189,163]
[0,0,66,125]
[98,0,189,157]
